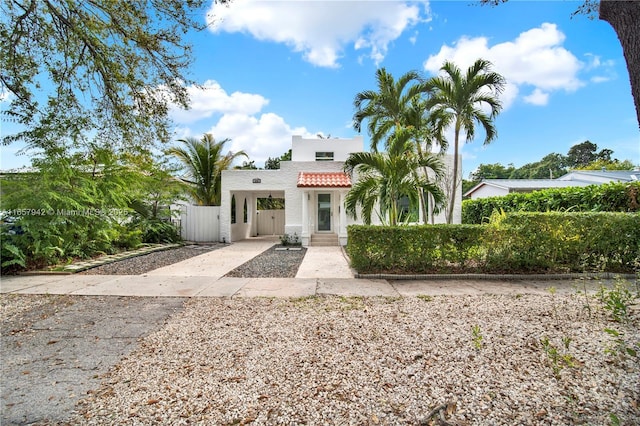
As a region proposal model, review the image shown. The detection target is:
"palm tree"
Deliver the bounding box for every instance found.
[353,68,430,152]
[343,130,445,226]
[352,68,444,222]
[167,134,247,206]
[403,98,449,222]
[426,59,506,223]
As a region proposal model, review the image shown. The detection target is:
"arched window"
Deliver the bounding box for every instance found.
[243,198,248,223]
[231,195,236,224]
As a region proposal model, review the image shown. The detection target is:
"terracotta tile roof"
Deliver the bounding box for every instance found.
[297,172,352,188]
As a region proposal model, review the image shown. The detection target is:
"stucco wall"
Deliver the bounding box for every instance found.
[468,185,509,200]
[220,161,349,243]
[291,136,364,162]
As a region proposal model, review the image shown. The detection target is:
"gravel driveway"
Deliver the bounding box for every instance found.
[16,292,636,425]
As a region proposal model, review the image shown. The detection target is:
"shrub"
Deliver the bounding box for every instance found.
[347,224,485,273]
[348,212,640,274]
[462,182,640,224]
[128,218,180,244]
[483,212,640,273]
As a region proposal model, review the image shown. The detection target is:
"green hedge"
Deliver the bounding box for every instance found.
[484,212,640,273]
[347,225,485,274]
[347,212,640,274]
[462,182,640,224]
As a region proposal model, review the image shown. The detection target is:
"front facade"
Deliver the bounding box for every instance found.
[220,136,459,246]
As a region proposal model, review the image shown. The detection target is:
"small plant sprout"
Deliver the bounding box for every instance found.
[540,336,578,378]
[471,324,483,350]
[609,413,622,426]
[603,328,639,359]
[417,295,433,302]
[597,278,637,323]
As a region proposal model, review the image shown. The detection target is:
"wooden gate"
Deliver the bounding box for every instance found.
[256,209,285,235]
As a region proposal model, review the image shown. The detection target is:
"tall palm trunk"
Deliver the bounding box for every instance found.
[447,122,461,224]
[414,142,430,224]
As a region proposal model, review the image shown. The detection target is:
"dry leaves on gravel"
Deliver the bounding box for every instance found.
[69,293,640,425]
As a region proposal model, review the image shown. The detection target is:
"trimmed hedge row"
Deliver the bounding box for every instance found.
[462,182,640,224]
[347,212,640,274]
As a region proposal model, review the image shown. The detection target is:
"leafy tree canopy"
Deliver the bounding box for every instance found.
[468,163,516,181]
[577,158,636,171]
[264,149,292,170]
[509,153,568,180]
[1,0,226,153]
[465,140,636,194]
[566,140,614,168]
[235,160,258,170]
[167,133,247,206]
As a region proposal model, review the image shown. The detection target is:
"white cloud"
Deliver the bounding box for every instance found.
[584,53,616,83]
[206,112,314,165]
[523,88,549,106]
[0,88,12,103]
[424,23,584,109]
[167,80,316,166]
[207,0,430,67]
[169,80,268,123]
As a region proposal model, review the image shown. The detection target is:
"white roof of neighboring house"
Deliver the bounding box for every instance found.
[465,169,640,198]
[464,179,593,198]
[557,170,640,182]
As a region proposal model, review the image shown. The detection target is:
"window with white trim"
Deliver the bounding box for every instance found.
[315,151,334,161]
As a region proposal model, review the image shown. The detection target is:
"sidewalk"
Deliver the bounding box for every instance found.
[0,273,603,298]
[0,241,613,298]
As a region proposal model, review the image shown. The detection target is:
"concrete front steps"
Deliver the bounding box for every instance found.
[310,233,339,246]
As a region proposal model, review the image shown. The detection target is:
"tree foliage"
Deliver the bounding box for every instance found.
[343,130,445,226]
[352,69,447,222]
[566,140,615,168]
[1,147,188,271]
[264,149,292,170]
[465,141,636,193]
[469,163,516,181]
[509,153,568,179]
[578,158,636,171]
[352,68,433,152]
[0,0,222,152]
[167,134,247,206]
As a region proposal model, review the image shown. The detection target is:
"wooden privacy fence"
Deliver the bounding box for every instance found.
[180,205,220,242]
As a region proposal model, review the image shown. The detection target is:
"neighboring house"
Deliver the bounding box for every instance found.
[220,135,460,246]
[464,170,640,200]
[556,169,640,184]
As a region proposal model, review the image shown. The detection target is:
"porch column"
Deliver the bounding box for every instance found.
[301,191,309,245]
[339,190,348,245]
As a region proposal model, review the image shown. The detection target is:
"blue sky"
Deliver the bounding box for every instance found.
[1,0,639,177]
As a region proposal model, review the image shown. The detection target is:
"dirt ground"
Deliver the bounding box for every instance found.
[1,294,186,425]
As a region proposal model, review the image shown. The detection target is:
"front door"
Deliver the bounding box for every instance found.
[317,193,331,232]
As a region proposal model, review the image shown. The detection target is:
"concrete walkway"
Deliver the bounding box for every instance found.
[146,239,276,277]
[295,246,354,279]
[0,240,614,298]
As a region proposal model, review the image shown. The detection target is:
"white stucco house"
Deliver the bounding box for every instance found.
[218,135,460,246]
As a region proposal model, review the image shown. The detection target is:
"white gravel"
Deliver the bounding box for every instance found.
[71,293,640,425]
